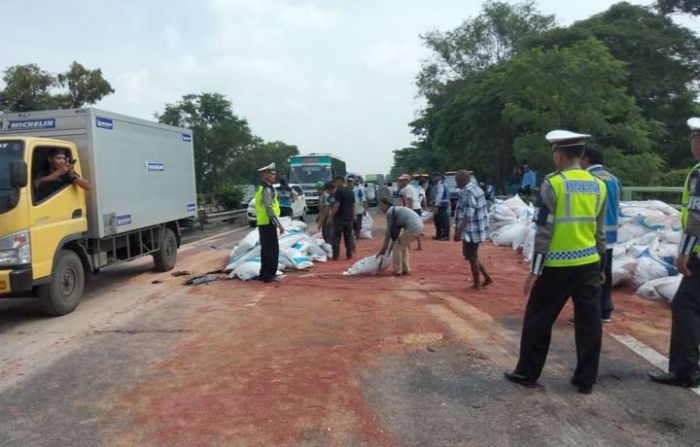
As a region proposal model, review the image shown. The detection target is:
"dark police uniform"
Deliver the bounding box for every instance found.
[255,176,282,282]
[508,132,607,393]
[649,119,700,388]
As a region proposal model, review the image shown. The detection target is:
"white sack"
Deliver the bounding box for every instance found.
[359,213,373,239]
[612,256,637,286]
[343,255,382,276]
[617,223,648,244]
[656,275,682,303]
[633,251,677,287]
[491,223,528,247]
[512,223,533,251]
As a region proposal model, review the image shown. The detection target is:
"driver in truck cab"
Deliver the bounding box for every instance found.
[34,148,90,201]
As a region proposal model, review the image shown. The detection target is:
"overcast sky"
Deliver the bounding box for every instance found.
[2,0,697,175]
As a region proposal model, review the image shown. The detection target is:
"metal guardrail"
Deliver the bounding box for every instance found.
[621,186,684,207]
[197,208,247,230]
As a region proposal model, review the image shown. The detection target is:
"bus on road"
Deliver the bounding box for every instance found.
[289,154,346,211]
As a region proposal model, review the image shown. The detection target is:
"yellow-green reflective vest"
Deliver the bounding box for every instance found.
[544,169,606,267]
[681,163,700,255]
[255,183,280,225]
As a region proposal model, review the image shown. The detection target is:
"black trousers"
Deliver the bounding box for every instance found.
[258,224,279,280]
[434,206,450,238]
[669,255,700,378]
[354,213,364,236]
[515,262,602,386]
[280,207,293,218]
[600,248,614,318]
[332,219,355,260]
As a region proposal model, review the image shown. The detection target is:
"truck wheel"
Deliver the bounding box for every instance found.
[153,227,177,272]
[38,250,85,316]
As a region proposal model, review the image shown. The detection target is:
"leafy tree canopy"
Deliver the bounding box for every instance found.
[0,62,114,112]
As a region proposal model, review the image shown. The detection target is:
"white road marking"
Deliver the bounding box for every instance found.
[610,333,700,397]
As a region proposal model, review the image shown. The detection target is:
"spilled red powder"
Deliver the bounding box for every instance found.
[110,220,672,446]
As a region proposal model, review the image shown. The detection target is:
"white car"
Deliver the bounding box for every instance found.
[247,184,307,226]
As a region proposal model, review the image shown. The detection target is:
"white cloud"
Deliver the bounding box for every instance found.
[161,26,180,49]
[3,0,682,175]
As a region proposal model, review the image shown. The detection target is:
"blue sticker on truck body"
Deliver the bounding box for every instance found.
[96,117,114,130]
[116,214,132,226]
[145,162,164,172]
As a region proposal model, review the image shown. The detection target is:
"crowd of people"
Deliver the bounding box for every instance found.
[252,118,700,393]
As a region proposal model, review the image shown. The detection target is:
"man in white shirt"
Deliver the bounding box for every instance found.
[397,173,423,249]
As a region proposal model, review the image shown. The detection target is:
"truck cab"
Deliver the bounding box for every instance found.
[0,108,197,316]
[0,138,89,310]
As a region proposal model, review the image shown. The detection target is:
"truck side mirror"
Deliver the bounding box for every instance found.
[9,160,28,188]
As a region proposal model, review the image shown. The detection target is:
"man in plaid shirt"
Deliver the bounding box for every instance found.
[454,170,493,289]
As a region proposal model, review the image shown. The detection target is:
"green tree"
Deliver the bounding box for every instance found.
[0,64,55,111]
[417,0,554,96]
[227,140,299,184]
[657,0,700,15]
[521,3,700,168]
[55,62,115,108]
[212,181,244,209]
[406,0,554,188]
[158,93,257,196]
[502,38,663,185]
[0,62,114,112]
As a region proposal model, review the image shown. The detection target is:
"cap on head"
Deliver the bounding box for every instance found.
[545,130,591,149]
[688,117,700,131]
[431,171,442,178]
[315,181,325,190]
[258,162,276,173]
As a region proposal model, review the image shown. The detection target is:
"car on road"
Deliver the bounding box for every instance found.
[365,183,378,207]
[247,184,307,226]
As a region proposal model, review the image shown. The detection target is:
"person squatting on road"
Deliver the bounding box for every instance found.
[255,163,285,283]
[376,199,424,276]
[331,175,356,260]
[453,170,493,290]
[431,172,451,241]
[505,130,608,395]
[649,117,700,389]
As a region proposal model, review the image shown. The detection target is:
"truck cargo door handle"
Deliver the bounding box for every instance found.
[72,209,83,219]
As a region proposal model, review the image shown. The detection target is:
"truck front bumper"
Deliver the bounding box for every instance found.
[0,267,34,295]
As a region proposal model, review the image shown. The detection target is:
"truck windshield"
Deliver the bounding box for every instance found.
[0,140,24,213]
[290,165,332,184]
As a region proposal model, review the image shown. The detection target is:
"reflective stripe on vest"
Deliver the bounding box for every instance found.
[544,170,606,267]
[255,184,280,225]
[681,163,700,255]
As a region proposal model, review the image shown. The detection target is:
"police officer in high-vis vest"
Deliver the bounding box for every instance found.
[649,118,700,388]
[505,130,607,395]
[255,163,285,283]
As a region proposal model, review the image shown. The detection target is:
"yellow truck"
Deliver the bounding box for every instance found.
[0,108,197,315]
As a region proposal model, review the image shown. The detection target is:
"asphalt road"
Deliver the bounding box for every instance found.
[1,210,699,447]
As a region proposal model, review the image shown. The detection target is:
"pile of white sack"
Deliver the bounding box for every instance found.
[488,196,684,303]
[224,217,333,280]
